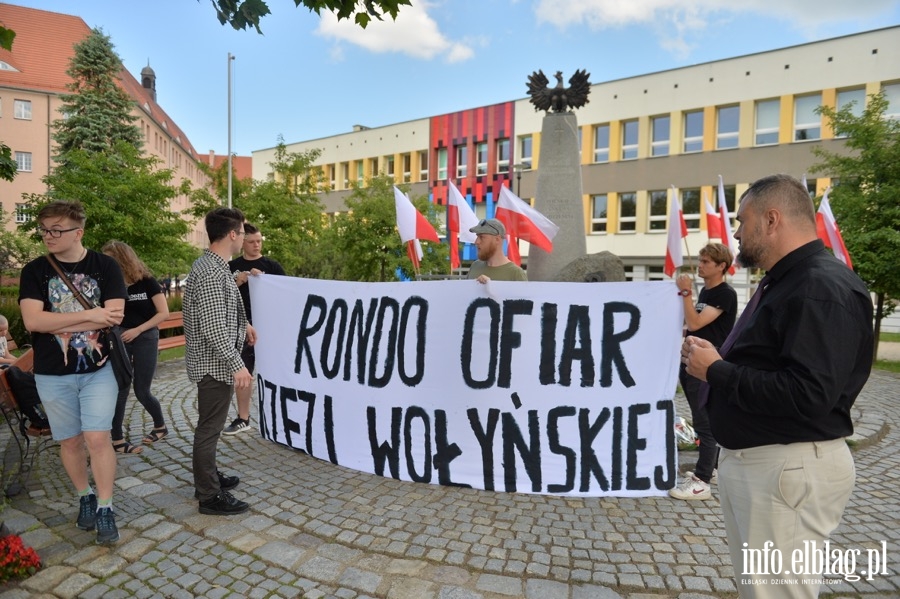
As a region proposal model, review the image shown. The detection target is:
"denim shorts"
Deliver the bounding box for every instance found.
[35,364,118,441]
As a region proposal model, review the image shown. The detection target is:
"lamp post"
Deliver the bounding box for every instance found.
[513,161,530,197]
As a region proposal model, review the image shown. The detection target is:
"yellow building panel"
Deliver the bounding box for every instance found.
[532,132,542,169]
[738,100,754,148]
[637,115,651,159]
[635,190,649,233]
[702,106,716,152]
[779,94,794,144]
[608,121,621,163]
[607,191,620,234]
[580,126,592,165]
[821,88,837,140]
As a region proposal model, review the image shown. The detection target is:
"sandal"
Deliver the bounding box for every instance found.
[113,440,144,454]
[143,426,169,445]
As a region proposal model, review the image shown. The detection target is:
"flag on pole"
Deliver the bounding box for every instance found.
[704,192,723,240]
[816,187,853,268]
[664,186,687,277]
[447,182,479,269]
[406,240,424,269]
[717,175,738,274]
[393,186,440,244]
[495,186,559,266]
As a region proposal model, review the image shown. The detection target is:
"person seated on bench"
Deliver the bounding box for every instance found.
[4,364,51,437]
[0,316,17,366]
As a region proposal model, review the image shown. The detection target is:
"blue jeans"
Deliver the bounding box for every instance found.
[679,366,718,483]
[111,328,165,440]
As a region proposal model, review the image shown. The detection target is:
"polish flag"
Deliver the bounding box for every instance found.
[704,193,722,240]
[717,175,737,274]
[816,188,853,268]
[447,181,478,269]
[394,186,439,244]
[495,185,559,263]
[664,186,687,278]
[406,239,424,269]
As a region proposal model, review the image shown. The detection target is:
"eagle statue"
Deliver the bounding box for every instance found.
[526,69,591,113]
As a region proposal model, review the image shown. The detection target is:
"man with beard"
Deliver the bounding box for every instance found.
[681,174,873,597]
[466,218,527,282]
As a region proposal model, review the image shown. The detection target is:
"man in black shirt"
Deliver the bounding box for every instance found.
[682,174,874,596]
[670,243,736,501]
[224,223,286,435]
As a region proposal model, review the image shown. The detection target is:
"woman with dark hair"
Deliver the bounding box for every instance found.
[102,241,169,454]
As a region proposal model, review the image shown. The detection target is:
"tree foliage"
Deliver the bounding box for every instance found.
[53,29,142,157]
[21,143,198,276]
[812,92,900,344]
[325,176,448,282]
[0,211,42,275]
[0,142,16,182]
[207,0,411,32]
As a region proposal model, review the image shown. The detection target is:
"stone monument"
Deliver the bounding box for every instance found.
[525,70,592,281]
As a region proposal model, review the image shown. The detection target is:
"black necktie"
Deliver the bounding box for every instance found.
[697,275,770,408]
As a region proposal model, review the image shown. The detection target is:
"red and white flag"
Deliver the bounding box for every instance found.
[816,187,853,268]
[704,192,722,240]
[717,175,737,275]
[664,186,687,278]
[495,186,559,265]
[394,186,439,244]
[447,181,478,269]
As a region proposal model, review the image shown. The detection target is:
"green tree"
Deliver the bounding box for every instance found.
[208,0,411,31]
[22,143,198,276]
[0,210,42,275]
[0,143,16,182]
[327,176,447,282]
[812,91,900,355]
[53,29,142,157]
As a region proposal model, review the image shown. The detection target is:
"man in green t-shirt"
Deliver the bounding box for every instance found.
[466,218,527,282]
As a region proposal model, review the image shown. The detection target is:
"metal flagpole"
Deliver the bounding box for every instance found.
[227,52,234,208]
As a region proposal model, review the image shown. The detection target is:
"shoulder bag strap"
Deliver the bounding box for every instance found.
[46,254,94,311]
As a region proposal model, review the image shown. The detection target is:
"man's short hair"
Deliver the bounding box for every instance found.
[37,200,86,228]
[243,223,259,236]
[741,174,816,226]
[700,243,733,272]
[205,207,245,243]
[470,218,506,237]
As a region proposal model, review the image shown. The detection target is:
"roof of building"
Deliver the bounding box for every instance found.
[0,3,201,160]
[203,152,253,181]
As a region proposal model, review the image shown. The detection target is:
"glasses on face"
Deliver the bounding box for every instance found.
[38,227,81,238]
[234,230,245,237]
[477,220,501,236]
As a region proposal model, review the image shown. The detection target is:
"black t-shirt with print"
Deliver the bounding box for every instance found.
[18,251,127,376]
[691,282,737,348]
[122,276,163,329]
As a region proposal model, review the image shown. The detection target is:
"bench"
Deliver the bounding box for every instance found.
[158,311,185,350]
[0,349,55,496]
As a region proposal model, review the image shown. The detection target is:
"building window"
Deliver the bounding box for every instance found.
[456,145,468,178]
[883,83,900,119]
[619,192,636,232]
[594,124,610,163]
[755,99,780,146]
[402,153,411,182]
[716,105,740,149]
[14,99,31,120]
[621,121,638,160]
[496,138,509,173]
[648,190,668,231]
[475,142,488,176]
[437,148,448,180]
[591,194,607,233]
[680,188,701,230]
[683,110,704,153]
[357,161,364,185]
[519,135,533,165]
[803,178,816,198]
[651,116,670,157]
[369,157,379,176]
[418,151,429,181]
[329,165,336,190]
[15,151,32,172]
[341,162,349,188]
[836,88,865,118]
[386,156,395,177]
[794,94,821,141]
[15,203,30,224]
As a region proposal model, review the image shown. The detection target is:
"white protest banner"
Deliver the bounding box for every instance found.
[249,276,683,497]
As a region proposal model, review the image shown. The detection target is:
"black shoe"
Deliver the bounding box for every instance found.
[199,490,250,515]
[194,470,240,498]
[76,494,97,530]
[95,507,119,545]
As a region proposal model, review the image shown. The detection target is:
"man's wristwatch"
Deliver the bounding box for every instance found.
[678,289,691,297]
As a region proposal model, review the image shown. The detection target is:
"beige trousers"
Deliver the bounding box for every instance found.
[719,438,855,599]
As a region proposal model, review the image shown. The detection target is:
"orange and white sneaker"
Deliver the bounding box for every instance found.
[669,475,712,500]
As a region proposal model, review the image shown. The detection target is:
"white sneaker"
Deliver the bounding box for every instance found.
[223,418,252,435]
[669,476,712,500]
[685,468,717,485]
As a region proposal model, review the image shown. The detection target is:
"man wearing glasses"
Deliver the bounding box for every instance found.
[466,218,527,282]
[183,207,255,515]
[19,200,128,545]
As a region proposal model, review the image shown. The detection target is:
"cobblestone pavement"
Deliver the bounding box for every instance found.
[1,361,898,599]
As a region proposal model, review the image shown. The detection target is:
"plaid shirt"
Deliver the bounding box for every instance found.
[183,249,247,384]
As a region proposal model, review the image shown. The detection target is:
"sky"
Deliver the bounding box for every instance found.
[10,0,900,157]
